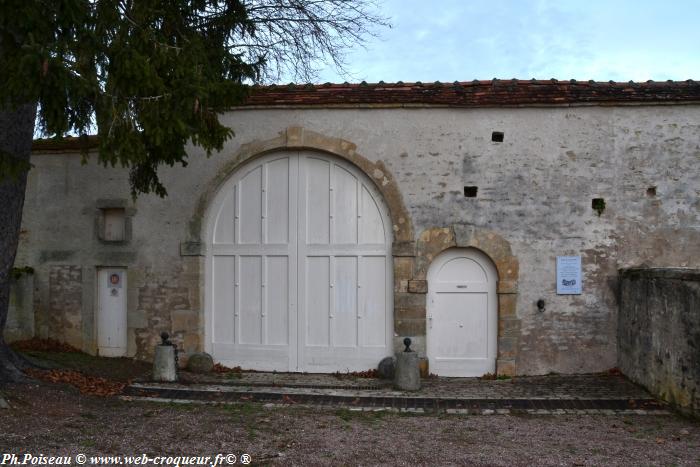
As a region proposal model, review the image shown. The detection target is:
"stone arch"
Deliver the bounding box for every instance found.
[398,225,520,376]
[186,126,413,247]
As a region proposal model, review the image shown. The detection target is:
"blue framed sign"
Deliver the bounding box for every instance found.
[556,256,582,295]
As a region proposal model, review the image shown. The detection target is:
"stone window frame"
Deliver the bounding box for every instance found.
[94,199,136,245]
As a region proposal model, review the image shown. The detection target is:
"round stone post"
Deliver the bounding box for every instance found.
[394,337,421,391]
[153,332,178,382]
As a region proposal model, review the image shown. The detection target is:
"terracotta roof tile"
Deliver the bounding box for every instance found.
[242,80,700,107]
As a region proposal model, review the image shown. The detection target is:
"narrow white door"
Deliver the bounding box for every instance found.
[97,268,127,357]
[427,249,497,377]
[207,151,392,372]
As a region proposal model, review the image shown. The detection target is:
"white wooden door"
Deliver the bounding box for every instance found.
[427,249,497,377]
[207,151,392,372]
[97,268,127,357]
[297,154,392,372]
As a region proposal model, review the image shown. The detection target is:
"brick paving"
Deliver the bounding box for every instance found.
[124,372,670,415]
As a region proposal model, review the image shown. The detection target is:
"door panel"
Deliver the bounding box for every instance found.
[212,256,235,343]
[239,256,262,345]
[265,158,290,244]
[361,256,387,347]
[297,153,391,372]
[305,256,330,347]
[238,167,263,244]
[265,256,289,345]
[333,256,358,348]
[305,157,330,244]
[333,167,358,244]
[213,189,234,244]
[360,187,385,244]
[431,292,489,359]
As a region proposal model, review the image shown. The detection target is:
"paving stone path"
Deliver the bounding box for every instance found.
[124,372,671,415]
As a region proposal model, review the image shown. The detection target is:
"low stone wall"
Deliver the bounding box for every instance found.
[5,273,35,342]
[618,268,700,415]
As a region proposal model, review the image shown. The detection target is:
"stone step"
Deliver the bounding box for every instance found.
[139,377,388,390]
[124,382,669,414]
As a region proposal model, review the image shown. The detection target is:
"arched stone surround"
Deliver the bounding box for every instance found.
[396,226,520,376]
[185,127,519,376]
[187,126,414,247]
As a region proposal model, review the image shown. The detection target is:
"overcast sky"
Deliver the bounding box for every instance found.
[313,0,700,83]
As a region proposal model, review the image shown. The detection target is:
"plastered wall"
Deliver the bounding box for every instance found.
[15,105,700,374]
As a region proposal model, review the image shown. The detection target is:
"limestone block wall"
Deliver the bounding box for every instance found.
[16,104,700,375]
[47,265,83,348]
[618,268,700,415]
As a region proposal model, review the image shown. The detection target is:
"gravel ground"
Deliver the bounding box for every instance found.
[1,383,699,466]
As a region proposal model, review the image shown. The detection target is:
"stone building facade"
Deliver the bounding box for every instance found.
[13,80,700,376]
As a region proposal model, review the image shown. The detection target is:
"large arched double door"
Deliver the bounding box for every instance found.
[206,151,393,372]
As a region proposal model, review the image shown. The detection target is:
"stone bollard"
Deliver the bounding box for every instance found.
[394,337,421,391]
[153,332,178,382]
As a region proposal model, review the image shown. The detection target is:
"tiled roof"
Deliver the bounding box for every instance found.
[32,79,700,151]
[243,79,700,108]
[32,135,99,152]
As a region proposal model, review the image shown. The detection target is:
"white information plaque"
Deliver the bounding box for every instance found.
[556,256,582,294]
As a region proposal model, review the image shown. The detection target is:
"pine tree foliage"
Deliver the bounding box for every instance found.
[0,0,386,382]
[0,0,387,196]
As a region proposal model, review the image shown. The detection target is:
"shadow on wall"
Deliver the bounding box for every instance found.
[5,270,35,342]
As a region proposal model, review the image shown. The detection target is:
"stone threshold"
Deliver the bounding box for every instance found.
[143,376,389,391]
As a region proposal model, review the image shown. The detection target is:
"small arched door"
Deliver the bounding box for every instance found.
[427,248,498,377]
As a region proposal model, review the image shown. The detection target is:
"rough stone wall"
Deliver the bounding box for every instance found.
[618,268,700,414]
[48,265,82,349]
[130,257,202,363]
[17,104,700,374]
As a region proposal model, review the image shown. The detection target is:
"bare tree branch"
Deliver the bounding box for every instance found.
[232,0,390,82]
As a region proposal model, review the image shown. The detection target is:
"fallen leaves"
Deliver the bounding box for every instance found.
[24,368,126,397]
[212,363,243,374]
[11,338,81,353]
[332,369,378,379]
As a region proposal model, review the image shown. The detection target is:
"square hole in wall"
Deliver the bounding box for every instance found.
[591,198,606,216]
[647,186,657,197]
[102,208,126,241]
[491,131,504,142]
[464,186,478,197]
